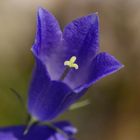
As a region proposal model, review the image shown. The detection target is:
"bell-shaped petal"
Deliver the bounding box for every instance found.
[0,121,77,140]
[28,57,50,117]
[63,13,99,64]
[63,13,99,89]
[32,8,62,58]
[32,8,66,80]
[75,52,124,92]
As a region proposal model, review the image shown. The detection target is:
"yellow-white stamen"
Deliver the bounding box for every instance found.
[64,56,79,70]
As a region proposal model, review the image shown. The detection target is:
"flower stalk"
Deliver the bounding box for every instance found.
[24,116,38,135]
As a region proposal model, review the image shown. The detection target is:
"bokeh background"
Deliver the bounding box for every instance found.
[0,0,140,140]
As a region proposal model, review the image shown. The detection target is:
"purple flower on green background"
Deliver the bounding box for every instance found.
[0,121,76,140]
[28,8,123,121]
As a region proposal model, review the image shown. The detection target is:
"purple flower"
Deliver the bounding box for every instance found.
[28,8,123,121]
[0,121,76,140]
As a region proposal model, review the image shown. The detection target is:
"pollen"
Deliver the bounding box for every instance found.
[64,56,79,69]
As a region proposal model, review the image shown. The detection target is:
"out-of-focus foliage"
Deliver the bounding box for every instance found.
[0,0,140,140]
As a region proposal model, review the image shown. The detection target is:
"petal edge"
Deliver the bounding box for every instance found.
[75,52,124,92]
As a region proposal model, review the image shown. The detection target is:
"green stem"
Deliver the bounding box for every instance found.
[24,117,38,135]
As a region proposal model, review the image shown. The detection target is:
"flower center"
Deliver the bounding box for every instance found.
[64,56,79,70]
[59,56,79,80]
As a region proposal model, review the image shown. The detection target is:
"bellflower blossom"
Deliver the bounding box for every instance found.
[0,121,76,140]
[28,8,123,121]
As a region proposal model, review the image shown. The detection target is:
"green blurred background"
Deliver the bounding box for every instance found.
[0,0,140,140]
